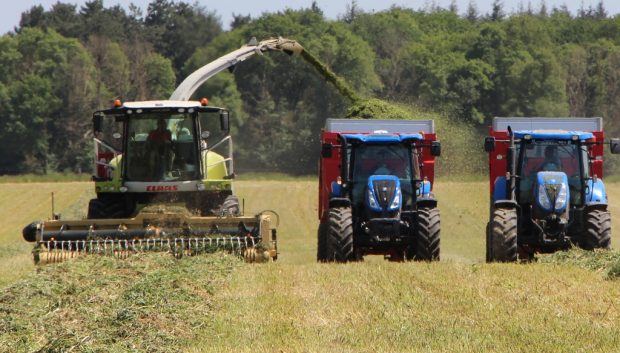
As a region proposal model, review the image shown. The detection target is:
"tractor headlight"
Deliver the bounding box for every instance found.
[555,183,568,210]
[538,184,552,210]
[367,189,378,209]
[389,189,401,210]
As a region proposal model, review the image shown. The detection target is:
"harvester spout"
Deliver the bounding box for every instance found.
[170,37,304,101]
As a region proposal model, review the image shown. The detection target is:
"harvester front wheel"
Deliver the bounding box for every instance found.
[325,207,355,263]
[413,207,440,261]
[489,207,518,262]
[581,208,611,250]
[87,199,106,219]
[316,222,328,262]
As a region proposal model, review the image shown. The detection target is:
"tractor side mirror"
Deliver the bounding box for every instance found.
[219,111,230,131]
[484,137,496,152]
[610,138,620,154]
[93,115,103,133]
[321,143,333,158]
[430,141,441,157]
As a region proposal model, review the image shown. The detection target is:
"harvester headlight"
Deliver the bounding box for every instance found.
[367,189,378,209]
[390,188,401,210]
[538,184,552,210]
[196,183,206,191]
[555,183,568,210]
[119,186,128,193]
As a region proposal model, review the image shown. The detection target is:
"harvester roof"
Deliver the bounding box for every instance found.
[513,130,594,141]
[96,100,225,116]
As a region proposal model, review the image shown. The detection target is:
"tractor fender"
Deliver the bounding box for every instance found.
[493,200,519,209]
[585,179,608,207]
[329,197,351,209]
[416,197,437,209]
[492,176,508,203]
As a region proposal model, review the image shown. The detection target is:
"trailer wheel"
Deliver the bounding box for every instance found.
[325,207,355,263]
[489,207,518,262]
[413,207,440,261]
[581,208,611,250]
[316,223,328,262]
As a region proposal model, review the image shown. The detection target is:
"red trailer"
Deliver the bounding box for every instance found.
[317,119,441,262]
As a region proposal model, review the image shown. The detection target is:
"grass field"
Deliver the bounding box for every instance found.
[1,179,619,351]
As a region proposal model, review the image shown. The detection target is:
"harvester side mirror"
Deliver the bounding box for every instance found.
[484,137,496,152]
[321,143,333,158]
[93,115,103,133]
[430,141,441,157]
[610,138,620,154]
[219,111,230,131]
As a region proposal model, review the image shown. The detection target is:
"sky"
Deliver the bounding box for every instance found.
[1,0,618,34]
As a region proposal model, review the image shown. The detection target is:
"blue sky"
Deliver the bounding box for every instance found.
[1,0,618,34]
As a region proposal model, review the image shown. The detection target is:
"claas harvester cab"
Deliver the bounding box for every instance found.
[317,119,441,262]
[484,117,620,261]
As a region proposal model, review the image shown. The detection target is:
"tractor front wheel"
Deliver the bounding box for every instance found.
[581,208,611,250]
[412,207,440,261]
[325,207,355,263]
[489,207,518,262]
[316,222,328,262]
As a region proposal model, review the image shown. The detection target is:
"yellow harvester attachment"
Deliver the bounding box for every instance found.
[24,206,277,265]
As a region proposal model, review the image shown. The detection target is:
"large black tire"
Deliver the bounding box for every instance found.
[316,223,328,262]
[87,196,127,219]
[489,207,518,262]
[485,221,492,262]
[87,198,106,219]
[581,208,611,250]
[325,207,355,263]
[221,195,241,216]
[413,207,440,261]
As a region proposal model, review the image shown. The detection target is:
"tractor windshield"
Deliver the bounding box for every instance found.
[349,143,417,207]
[518,140,588,204]
[125,113,199,181]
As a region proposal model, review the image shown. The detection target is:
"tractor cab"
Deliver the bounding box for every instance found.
[337,133,424,221]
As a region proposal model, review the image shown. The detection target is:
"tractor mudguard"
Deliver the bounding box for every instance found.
[492,176,508,203]
[416,198,437,208]
[493,200,519,209]
[585,178,608,206]
[329,197,351,208]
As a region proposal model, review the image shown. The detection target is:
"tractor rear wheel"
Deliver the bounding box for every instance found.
[413,207,440,261]
[316,223,328,262]
[485,221,492,262]
[489,207,518,262]
[581,208,611,250]
[325,207,355,263]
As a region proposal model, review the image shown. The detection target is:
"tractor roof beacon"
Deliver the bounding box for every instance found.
[22,38,305,264]
[317,118,441,262]
[484,117,620,262]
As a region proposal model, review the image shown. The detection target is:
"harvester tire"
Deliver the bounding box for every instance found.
[413,207,440,261]
[489,207,518,262]
[325,207,355,263]
[87,198,106,219]
[214,195,240,217]
[316,222,328,262]
[581,208,611,250]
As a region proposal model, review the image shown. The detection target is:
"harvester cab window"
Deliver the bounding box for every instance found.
[125,113,199,181]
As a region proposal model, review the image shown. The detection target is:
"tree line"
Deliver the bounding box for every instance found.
[1,0,619,175]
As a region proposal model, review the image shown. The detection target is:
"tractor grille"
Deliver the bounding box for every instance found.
[372,179,397,209]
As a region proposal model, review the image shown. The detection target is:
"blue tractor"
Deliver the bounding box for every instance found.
[317,119,441,262]
[484,117,620,261]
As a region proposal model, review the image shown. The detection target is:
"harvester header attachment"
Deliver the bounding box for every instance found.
[24,207,277,264]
